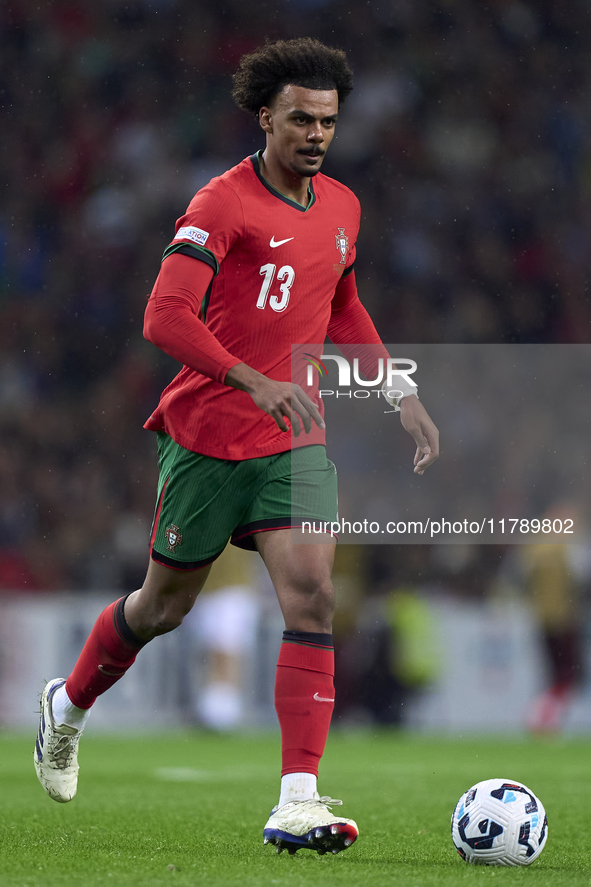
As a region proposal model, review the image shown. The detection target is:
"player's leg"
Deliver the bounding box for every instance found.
[258,529,335,788]
[35,559,211,803]
[229,445,356,853]
[64,557,212,711]
[35,432,249,803]
[256,529,358,855]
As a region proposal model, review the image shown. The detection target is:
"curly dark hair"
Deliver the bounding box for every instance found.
[232,38,354,114]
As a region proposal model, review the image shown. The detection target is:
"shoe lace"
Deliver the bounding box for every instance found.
[317,796,343,808]
[49,730,79,770]
[270,795,345,816]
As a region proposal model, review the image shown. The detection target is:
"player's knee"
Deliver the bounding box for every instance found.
[294,574,335,618]
[133,591,196,637]
[318,581,335,620]
[151,596,195,634]
[151,613,184,634]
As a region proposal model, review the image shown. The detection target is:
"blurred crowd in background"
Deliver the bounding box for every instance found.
[1,1,590,720]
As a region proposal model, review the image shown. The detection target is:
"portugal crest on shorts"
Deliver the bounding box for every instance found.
[335,227,348,264]
[165,524,182,551]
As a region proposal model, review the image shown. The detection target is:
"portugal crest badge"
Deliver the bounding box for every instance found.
[165,524,183,552]
[335,227,349,264]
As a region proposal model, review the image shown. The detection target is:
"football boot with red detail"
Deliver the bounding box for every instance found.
[263,793,358,855]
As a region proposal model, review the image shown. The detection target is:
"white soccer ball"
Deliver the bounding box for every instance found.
[451,778,548,866]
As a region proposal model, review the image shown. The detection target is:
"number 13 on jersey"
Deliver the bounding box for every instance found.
[256,264,295,312]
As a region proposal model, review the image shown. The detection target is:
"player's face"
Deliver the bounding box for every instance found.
[260,85,339,179]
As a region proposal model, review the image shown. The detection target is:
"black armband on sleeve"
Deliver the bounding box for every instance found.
[161,241,219,276]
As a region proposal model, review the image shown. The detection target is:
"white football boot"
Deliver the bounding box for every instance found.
[263,793,358,855]
[34,678,83,803]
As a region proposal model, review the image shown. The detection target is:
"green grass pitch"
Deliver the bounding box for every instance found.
[2,730,590,886]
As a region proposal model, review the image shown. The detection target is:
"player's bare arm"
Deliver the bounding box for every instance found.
[399,394,439,475]
[225,362,325,437]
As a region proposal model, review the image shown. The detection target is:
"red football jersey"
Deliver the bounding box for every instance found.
[144,152,363,460]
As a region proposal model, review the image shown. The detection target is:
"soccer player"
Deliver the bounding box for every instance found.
[34,38,439,856]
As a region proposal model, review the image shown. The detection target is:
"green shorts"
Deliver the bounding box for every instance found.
[150,433,338,570]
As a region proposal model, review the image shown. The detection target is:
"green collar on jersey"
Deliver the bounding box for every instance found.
[250,151,316,212]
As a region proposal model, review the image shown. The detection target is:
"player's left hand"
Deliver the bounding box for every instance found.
[398,396,439,475]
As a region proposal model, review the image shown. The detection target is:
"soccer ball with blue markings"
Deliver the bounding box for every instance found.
[451,778,548,866]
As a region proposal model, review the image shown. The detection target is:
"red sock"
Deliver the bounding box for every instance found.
[65,596,146,709]
[275,632,335,777]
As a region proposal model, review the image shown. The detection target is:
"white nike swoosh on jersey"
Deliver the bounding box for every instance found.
[313,692,335,702]
[270,236,294,247]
